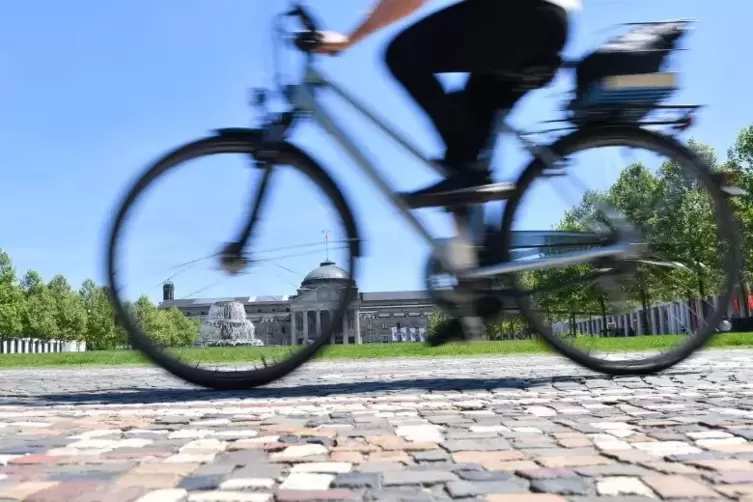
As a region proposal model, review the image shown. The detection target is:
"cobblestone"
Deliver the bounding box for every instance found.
[1,351,753,500]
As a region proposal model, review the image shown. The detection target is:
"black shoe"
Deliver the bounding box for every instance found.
[401,168,492,209]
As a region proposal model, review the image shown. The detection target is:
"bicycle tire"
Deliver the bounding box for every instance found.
[498,125,741,375]
[105,131,361,390]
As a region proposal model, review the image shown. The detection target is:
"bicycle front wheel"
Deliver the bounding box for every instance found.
[499,125,742,375]
[105,132,360,389]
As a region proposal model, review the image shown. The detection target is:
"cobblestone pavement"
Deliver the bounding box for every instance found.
[1,350,753,501]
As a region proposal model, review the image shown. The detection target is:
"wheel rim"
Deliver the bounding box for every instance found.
[105,136,359,388]
[500,126,741,372]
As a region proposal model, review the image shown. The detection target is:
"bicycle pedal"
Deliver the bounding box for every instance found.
[402,183,517,209]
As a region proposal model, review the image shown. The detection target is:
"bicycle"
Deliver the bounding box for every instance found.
[106,4,745,390]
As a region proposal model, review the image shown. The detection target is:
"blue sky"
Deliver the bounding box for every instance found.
[0,0,748,302]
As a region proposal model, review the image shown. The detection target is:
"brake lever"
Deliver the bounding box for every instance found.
[287,5,317,32]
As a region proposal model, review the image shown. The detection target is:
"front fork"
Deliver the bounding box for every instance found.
[219,159,275,275]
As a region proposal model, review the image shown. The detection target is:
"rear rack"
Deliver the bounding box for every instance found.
[529,72,702,136]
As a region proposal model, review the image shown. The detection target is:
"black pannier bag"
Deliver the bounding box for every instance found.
[573,20,692,104]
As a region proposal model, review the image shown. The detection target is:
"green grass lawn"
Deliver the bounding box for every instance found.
[0,332,752,369]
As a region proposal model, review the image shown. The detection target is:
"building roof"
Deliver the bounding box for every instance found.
[360,291,429,302]
[158,290,435,310]
[160,296,290,309]
[301,260,351,287]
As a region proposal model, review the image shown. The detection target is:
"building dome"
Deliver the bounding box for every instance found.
[301,260,351,287]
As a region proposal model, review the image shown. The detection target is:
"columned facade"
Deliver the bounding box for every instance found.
[163,260,438,346]
[288,307,365,345]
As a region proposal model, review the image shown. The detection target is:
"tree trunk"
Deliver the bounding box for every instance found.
[527,316,535,341]
[686,291,695,333]
[741,280,751,317]
[697,274,707,325]
[600,297,608,337]
[639,287,651,336]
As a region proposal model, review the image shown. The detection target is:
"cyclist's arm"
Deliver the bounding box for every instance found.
[347,0,428,46]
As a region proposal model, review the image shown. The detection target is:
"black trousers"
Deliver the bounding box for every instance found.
[384,0,569,171]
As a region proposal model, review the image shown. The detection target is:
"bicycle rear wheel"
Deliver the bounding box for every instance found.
[499,125,742,375]
[105,132,360,389]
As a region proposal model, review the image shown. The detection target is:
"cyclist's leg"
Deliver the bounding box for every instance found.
[441,1,569,171]
[443,74,528,169]
[383,0,475,167]
[384,0,569,197]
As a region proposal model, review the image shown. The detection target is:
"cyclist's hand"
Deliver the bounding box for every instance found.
[313,31,351,55]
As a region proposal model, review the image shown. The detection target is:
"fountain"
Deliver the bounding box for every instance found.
[197,301,261,347]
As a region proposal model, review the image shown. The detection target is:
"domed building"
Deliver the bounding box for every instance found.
[159,260,440,345]
[300,260,353,290]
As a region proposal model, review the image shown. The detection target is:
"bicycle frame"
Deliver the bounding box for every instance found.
[284,59,634,279]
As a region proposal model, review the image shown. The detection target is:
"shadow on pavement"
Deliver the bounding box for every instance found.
[7,369,704,407]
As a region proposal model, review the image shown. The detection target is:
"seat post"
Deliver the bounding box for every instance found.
[476,108,510,173]
[462,108,510,244]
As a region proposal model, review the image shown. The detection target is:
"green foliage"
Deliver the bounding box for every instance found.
[20,270,57,338]
[426,312,448,335]
[0,251,24,337]
[486,128,753,335]
[47,275,87,342]
[132,296,198,348]
[79,280,127,350]
[725,126,753,315]
[0,253,198,350]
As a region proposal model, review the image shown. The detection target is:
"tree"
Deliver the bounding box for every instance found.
[651,141,726,326]
[724,126,753,317]
[20,270,57,338]
[508,136,742,337]
[426,312,450,337]
[162,308,200,347]
[47,275,87,342]
[605,162,666,333]
[0,251,24,337]
[131,296,198,348]
[80,280,127,350]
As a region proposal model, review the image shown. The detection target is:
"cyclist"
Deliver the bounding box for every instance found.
[315,0,580,202]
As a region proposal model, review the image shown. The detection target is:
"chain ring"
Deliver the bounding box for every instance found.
[423,253,508,322]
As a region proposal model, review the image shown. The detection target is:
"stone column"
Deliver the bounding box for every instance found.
[355,310,362,344]
[329,311,336,344]
[342,312,349,345]
[316,311,321,337]
[303,311,309,343]
[291,311,297,346]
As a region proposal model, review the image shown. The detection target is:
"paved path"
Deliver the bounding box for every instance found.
[1,351,753,501]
